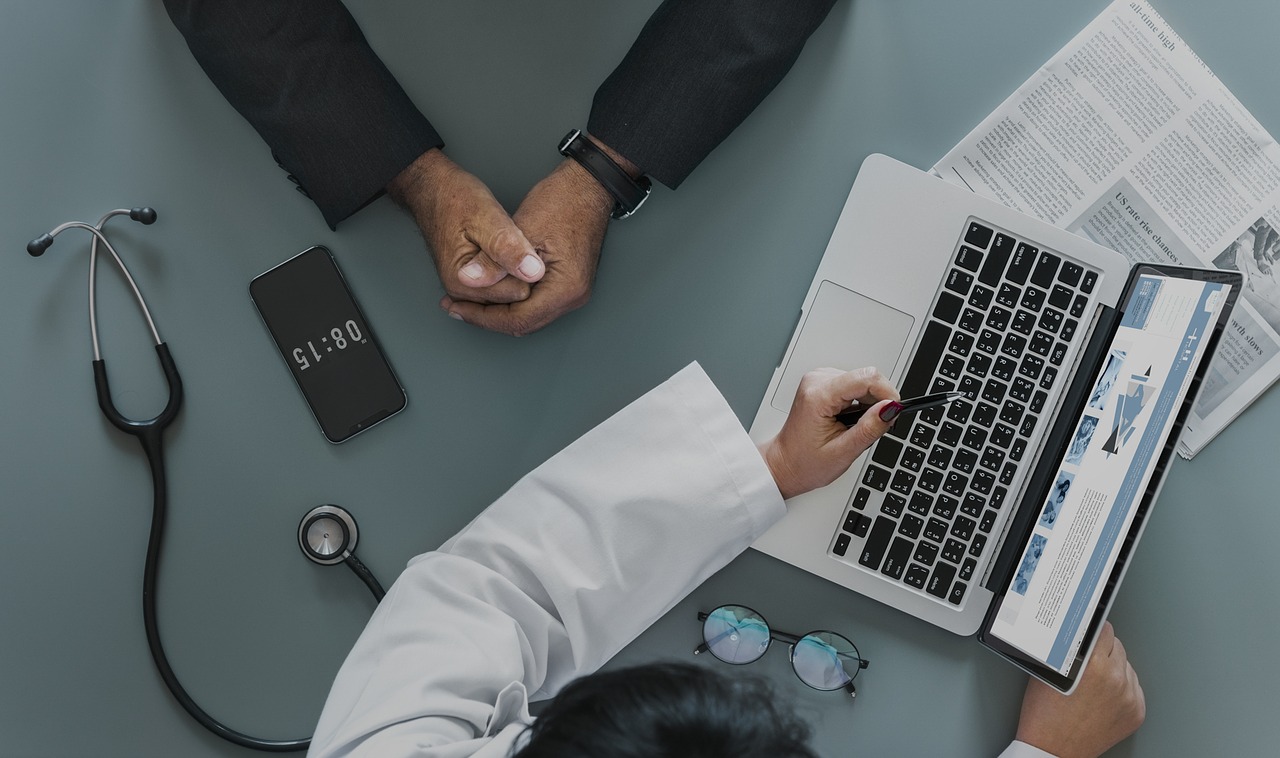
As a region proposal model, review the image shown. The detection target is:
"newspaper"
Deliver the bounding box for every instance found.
[931,0,1280,458]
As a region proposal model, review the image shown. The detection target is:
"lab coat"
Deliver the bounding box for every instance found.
[307,363,1052,758]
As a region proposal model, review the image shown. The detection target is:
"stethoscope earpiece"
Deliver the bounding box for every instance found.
[298,504,359,565]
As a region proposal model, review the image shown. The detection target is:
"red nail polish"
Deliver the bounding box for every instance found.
[878,402,903,422]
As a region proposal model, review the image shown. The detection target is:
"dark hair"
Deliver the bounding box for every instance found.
[512,661,818,758]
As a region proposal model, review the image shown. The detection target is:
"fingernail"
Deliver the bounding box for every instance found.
[461,262,485,281]
[518,254,544,279]
[448,311,463,321]
[878,402,903,422]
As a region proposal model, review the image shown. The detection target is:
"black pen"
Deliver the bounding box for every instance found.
[835,391,966,427]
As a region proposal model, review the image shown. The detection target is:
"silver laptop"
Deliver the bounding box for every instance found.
[748,154,1239,691]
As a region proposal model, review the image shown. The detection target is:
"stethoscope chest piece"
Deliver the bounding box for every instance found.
[299,504,359,565]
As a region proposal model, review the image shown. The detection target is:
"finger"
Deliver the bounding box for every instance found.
[443,274,531,304]
[820,367,900,415]
[1097,621,1117,657]
[443,289,569,336]
[837,398,897,457]
[465,213,544,284]
[1110,635,1129,667]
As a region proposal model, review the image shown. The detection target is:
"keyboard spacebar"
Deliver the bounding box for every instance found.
[885,321,949,440]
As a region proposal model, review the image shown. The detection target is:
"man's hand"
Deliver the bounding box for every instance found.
[388,148,544,305]
[1015,622,1146,758]
[441,156,613,336]
[757,367,901,500]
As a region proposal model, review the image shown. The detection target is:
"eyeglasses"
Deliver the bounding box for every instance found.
[694,604,869,699]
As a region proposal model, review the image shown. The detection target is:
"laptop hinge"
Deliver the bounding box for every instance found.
[983,303,1121,592]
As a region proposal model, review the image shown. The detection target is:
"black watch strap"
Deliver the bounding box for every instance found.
[558,129,651,219]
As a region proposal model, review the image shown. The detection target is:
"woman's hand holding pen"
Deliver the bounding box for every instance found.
[758,367,900,500]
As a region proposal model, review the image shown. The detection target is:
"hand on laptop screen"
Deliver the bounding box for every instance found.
[1015,622,1146,758]
[758,367,900,500]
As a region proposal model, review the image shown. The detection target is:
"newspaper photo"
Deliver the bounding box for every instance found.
[931,0,1280,457]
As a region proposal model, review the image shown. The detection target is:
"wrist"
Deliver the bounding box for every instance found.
[758,438,799,500]
[558,130,650,218]
[387,147,452,215]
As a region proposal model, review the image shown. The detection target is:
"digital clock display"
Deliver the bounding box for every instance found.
[250,246,406,442]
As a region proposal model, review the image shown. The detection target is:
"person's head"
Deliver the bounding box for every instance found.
[512,661,818,758]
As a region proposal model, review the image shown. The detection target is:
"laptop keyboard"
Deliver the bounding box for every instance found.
[830,218,1099,607]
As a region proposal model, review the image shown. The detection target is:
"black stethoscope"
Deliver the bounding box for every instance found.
[29,209,385,752]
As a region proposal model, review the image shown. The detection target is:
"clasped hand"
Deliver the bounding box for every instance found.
[388,146,618,336]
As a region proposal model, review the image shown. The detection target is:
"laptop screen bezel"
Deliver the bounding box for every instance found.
[976,263,1241,693]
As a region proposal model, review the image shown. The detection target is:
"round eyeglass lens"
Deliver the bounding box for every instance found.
[791,631,858,691]
[702,605,771,665]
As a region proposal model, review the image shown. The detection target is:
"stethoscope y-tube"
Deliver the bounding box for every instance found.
[29,210,384,752]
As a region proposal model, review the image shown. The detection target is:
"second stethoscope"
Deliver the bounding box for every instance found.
[28,209,385,753]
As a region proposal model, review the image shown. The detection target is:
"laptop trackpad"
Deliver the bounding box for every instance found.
[771,280,915,413]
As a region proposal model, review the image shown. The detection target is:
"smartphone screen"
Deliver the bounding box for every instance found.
[250,246,406,443]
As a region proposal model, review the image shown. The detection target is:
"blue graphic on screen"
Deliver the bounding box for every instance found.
[1089,349,1127,411]
[1039,472,1075,529]
[1013,534,1048,595]
[1066,415,1099,465]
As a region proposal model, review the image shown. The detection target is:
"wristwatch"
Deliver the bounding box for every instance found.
[558,129,651,219]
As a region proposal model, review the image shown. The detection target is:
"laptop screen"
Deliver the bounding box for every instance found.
[979,265,1238,692]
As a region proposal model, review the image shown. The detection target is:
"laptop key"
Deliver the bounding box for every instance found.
[986,305,1012,331]
[899,514,924,539]
[1008,243,1037,283]
[979,234,1014,285]
[927,562,957,598]
[968,285,994,310]
[964,221,994,249]
[881,493,906,518]
[908,491,933,516]
[914,541,939,566]
[882,537,913,579]
[932,291,964,323]
[1031,251,1060,287]
[945,269,973,296]
[959,558,977,581]
[863,465,890,490]
[953,448,978,474]
[924,518,948,543]
[901,321,950,399]
[900,446,926,471]
[904,564,930,590]
[833,533,851,556]
[1060,318,1078,342]
[933,494,958,519]
[951,515,976,541]
[857,516,896,569]
[872,437,904,468]
[948,581,967,605]
[941,539,966,564]
[1049,284,1073,310]
[1081,270,1098,293]
[851,487,871,510]
[956,245,984,272]
[1059,261,1083,286]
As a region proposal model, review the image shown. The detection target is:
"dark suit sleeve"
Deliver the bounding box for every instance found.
[587,0,837,189]
[163,0,443,229]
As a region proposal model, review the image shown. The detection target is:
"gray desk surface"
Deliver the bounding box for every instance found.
[3,2,1277,756]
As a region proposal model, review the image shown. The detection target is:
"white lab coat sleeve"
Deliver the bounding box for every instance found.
[307,362,786,757]
[997,741,1057,758]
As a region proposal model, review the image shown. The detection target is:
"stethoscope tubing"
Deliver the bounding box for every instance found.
[39,213,312,752]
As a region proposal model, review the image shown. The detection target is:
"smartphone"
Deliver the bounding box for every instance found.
[250,246,406,443]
